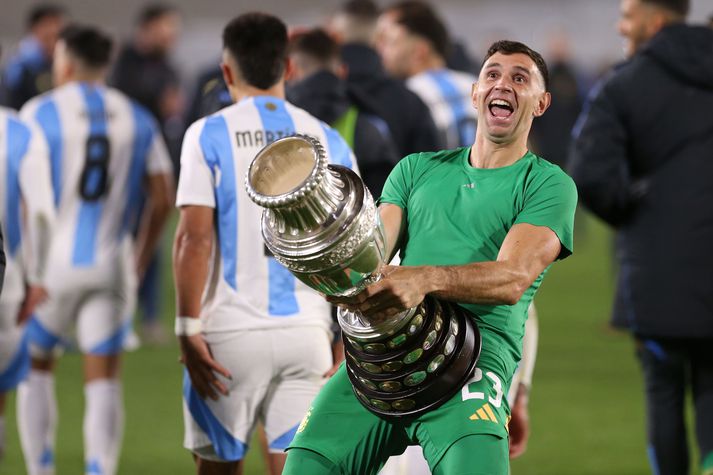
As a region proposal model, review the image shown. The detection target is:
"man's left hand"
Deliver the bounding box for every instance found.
[327,265,431,321]
[509,386,531,459]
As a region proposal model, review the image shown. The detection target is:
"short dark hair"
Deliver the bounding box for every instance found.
[289,29,339,64]
[339,0,380,21]
[641,0,689,17]
[222,13,288,90]
[483,40,550,91]
[137,3,178,27]
[27,3,65,30]
[60,24,113,69]
[387,1,450,60]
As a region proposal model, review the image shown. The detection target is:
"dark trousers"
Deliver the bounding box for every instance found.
[636,337,713,475]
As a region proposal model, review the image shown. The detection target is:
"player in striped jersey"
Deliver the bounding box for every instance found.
[376,1,477,149]
[173,13,355,475]
[0,108,54,461]
[16,25,174,475]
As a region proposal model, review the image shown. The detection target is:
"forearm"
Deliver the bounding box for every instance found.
[136,175,174,275]
[426,260,531,306]
[336,223,561,320]
[518,304,539,388]
[135,202,170,274]
[173,231,212,318]
[24,210,52,286]
[513,382,530,408]
[378,204,405,263]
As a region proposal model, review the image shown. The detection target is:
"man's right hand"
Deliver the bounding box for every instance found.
[179,334,232,401]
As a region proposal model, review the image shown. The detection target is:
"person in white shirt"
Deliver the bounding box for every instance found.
[0,108,54,460]
[174,12,356,475]
[17,24,173,475]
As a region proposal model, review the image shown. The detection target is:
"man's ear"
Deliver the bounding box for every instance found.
[65,61,75,81]
[471,82,479,111]
[221,62,234,88]
[284,57,295,82]
[414,37,431,63]
[336,62,348,80]
[533,91,551,117]
[648,10,668,37]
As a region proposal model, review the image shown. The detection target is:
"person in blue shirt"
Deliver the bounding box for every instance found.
[0,4,67,111]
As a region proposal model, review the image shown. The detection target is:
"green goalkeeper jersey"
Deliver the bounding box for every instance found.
[379,147,577,373]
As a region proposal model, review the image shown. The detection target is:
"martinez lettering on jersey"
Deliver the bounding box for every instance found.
[234,128,293,148]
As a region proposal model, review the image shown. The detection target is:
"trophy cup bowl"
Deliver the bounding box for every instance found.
[246,134,480,418]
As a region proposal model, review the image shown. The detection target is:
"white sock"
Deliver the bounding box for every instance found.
[17,370,57,475]
[84,379,124,475]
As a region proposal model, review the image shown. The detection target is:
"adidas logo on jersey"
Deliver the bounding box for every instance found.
[469,403,498,423]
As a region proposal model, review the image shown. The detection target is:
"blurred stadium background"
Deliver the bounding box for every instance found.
[0,0,711,88]
[1,0,712,474]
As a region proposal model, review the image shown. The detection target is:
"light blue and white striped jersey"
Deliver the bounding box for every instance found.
[177,95,357,333]
[407,68,478,149]
[0,107,54,305]
[20,82,172,288]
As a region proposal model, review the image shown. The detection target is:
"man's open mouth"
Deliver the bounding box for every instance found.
[488,99,514,119]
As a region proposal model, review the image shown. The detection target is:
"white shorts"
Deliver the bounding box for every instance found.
[28,284,134,358]
[182,325,333,462]
[0,301,29,391]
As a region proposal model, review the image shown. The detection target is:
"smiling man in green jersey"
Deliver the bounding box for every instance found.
[283,40,577,475]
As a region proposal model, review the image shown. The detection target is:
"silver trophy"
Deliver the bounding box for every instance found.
[246,134,480,418]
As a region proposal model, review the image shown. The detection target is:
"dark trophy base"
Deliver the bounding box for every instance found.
[343,296,481,419]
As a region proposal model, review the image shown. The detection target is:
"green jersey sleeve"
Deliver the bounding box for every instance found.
[513,168,578,259]
[377,153,418,209]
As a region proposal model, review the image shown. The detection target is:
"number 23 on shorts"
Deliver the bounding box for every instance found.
[461,368,506,425]
[462,368,504,407]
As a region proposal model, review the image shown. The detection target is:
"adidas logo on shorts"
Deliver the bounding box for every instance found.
[468,403,498,423]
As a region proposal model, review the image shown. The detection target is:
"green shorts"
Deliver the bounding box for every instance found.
[287,346,514,475]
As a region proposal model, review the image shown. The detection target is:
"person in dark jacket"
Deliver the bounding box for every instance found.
[0,4,66,110]
[531,32,584,169]
[111,3,184,168]
[184,65,232,125]
[328,0,440,156]
[111,4,182,121]
[287,28,399,197]
[569,1,713,473]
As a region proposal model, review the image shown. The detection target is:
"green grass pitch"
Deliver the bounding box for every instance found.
[0,213,676,474]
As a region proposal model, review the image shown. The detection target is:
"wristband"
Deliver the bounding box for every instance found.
[175,316,203,336]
